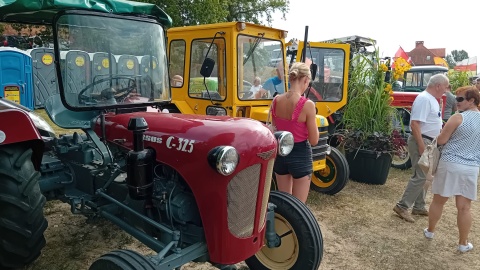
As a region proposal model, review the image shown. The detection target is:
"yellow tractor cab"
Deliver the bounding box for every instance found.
[166,22,350,195]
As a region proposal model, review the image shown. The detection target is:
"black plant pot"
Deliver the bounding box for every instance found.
[345,149,392,185]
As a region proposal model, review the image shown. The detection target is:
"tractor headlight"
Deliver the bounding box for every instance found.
[274,131,294,156]
[208,146,239,176]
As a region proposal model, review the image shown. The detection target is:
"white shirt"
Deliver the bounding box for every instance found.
[410,91,442,138]
[249,85,262,95]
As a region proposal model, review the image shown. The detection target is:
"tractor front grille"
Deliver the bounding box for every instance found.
[312,131,329,161]
[227,164,261,237]
[258,159,274,230]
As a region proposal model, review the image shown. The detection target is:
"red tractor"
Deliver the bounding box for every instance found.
[0,1,323,269]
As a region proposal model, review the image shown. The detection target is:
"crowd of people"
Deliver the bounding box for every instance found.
[393,75,480,253]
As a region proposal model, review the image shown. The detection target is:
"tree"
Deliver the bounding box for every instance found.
[445,54,455,69]
[137,0,289,27]
[225,0,289,25]
[451,50,469,62]
[10,23,24,34]
[445,49,469,69]
[37,26,53,45]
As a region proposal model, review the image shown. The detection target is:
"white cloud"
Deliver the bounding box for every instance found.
[270,0,479,65]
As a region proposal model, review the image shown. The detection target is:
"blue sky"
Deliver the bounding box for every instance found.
[270,0,479,66]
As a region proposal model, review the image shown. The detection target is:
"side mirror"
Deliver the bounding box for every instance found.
[310,63,317,81]
[200,58,215,77]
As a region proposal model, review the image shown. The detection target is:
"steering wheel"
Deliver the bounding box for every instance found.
[78,75,137,105]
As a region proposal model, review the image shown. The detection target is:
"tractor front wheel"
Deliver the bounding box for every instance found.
[89,249,156,270]
[311,147,349,195]
[0,145,48,269]
[245,191,323,270]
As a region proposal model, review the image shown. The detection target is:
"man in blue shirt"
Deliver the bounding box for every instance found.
[255,61,286,98]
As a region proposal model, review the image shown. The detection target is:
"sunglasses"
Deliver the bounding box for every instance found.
[456,96,466,102]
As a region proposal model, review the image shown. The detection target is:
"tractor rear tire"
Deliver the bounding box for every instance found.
[89,249,156,270]
[0,145,47,269]
[245,191,323,270]
[311,147,349,195]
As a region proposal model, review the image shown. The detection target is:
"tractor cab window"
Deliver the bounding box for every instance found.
[169,40,186,88]
[404,69,447,92]
[188,38,226,101]
[405,72,421,87]
[238,35,284,100]
[305,47,346,102]
[56,14,170,109]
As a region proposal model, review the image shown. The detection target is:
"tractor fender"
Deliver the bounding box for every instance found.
[0,109,44,169]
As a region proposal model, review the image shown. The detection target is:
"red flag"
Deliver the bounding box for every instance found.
[395,46,409,61]
[454,57,477,72]
[391,46,412,69]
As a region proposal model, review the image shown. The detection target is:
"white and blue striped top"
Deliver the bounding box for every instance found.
[441,110,480,166]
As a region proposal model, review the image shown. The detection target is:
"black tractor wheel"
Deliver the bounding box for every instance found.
[245,191,323,270]
[0,145,48,269]
[89,249,156,270]
[391,145,412,169]
[311,147,349,195]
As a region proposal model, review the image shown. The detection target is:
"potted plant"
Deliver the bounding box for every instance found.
[337,49,408,185]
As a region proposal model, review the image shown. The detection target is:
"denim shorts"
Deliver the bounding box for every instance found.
[274,140,313,179]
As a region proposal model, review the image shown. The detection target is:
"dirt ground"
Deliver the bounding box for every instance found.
[22,168,479,270]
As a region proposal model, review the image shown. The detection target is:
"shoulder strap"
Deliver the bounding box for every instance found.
[292,96,308,121]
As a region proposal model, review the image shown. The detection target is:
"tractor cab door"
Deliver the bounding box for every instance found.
[167,22,287,118]
[293,42,350,118]
[168,26,231,116]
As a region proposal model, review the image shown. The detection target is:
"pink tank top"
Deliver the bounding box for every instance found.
[272,96,309,142]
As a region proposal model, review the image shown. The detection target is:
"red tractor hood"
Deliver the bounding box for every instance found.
[100,112,275,154]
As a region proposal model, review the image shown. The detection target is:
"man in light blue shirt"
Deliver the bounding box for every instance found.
[255,62,287,98]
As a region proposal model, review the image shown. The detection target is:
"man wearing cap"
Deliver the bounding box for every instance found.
[393,74,450,222]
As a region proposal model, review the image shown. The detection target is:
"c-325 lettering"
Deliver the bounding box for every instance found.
[166,136,195,153]
[144,134,195,153]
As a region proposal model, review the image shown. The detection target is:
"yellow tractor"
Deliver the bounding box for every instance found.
[165,22,351,195]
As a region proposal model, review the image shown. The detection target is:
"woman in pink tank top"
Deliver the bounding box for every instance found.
[270,62,319,203]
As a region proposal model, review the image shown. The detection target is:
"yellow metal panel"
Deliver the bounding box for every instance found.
[312,159,327,171]
[315,115,329,128]
[171,100,195,114]
[250,106,269,122]
[296,41,350,118]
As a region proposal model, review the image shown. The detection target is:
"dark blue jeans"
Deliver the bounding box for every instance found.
[274,140,313,179]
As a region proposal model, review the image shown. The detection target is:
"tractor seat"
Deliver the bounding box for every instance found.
[44,94,99,129]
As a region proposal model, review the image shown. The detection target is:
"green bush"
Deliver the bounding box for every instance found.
[447,70,470,93]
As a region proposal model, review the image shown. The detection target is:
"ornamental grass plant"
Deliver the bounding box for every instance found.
[340,48,409,155]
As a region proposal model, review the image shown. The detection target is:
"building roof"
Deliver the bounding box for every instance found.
[430,48,446,58]
[408,41,446,66]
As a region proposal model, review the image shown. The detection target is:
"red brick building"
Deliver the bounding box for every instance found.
[408,41,446,66]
